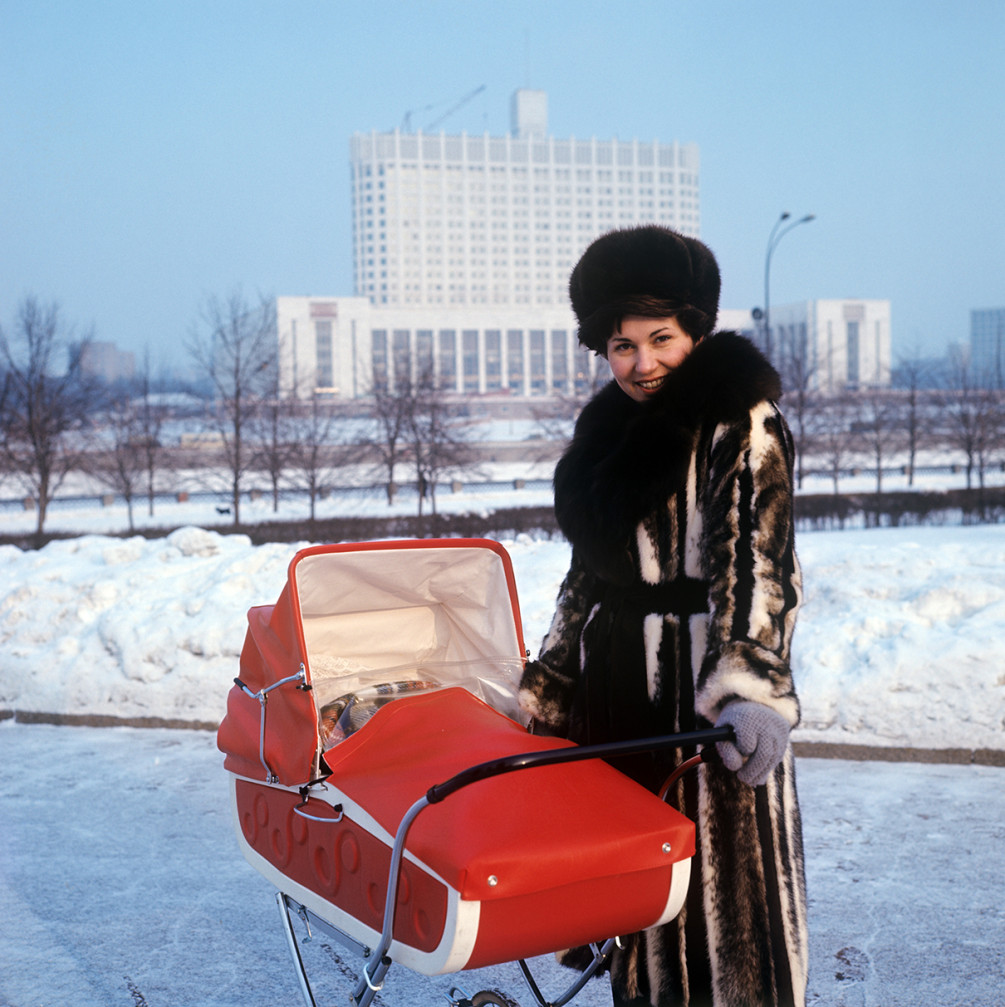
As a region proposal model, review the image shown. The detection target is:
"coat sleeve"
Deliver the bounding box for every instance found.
[517,549,596,731]
[695,400,802,728]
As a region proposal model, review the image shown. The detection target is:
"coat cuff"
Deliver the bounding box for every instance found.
[518,659,576,731]
[695,642,800,729]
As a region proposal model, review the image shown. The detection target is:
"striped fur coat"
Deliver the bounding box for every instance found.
[519,333,808,1007]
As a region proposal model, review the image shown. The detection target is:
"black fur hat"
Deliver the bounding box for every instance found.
[569,225,721,353]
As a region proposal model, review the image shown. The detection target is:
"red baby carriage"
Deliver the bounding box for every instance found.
[217,539,728,1007]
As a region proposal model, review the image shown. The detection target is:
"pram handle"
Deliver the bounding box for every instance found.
[425,726,734,805]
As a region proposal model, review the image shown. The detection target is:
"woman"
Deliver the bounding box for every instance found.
[519,226,808,1007]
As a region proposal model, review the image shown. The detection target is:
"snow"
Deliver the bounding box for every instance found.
[2,514,1004,753]
[2,493,1004,1005]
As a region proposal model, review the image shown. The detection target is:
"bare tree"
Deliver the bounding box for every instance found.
[87,390,147,531]
[856,387,901,495]
[365,376,413,505]
[288,396,359,523]
[404,367,481,526]
[187,290,276,525]
[894,352,935,487]
[0,296,95,537]
[938,355,1003,504]
[250,356,296,513]
[811,391,858,495]
[776,322,835,490]
[134,350,167,518]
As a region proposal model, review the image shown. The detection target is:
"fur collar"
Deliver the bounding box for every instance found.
[554,332,781,583]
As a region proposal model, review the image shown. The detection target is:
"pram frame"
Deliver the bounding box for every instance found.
[280,727,732,1007]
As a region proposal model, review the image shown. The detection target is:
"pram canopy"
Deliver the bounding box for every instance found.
[218,539,527,787]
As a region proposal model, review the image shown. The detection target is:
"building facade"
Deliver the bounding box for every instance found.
[276,296,373,399]
[276,296,608,401]
[78,340,136,384]
[279,89,696,401]
[349,89,701,310]
[762,299,892,393]
[970,307,1005,385]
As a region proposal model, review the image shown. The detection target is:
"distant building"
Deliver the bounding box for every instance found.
[734,300,892,393]
[78,340,136,384]
[970,308,1005,385]
[349,88,701,311]
[277,88,698,400]
[278,90,889,401]
[276,296,606,401]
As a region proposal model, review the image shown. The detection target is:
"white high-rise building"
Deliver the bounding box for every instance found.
[349,89,701,310]
[279,90,703,401]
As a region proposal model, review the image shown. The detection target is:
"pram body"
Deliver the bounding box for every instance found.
[217,540,720,1007]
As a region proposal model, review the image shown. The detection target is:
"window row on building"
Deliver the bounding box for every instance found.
[350,129,700,172]
[276,297,891,403]
[370,324,603,397]
[275,297,607,402]
[350,100,700,309]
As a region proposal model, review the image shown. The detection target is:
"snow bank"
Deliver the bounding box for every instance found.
[1,524,1003,751]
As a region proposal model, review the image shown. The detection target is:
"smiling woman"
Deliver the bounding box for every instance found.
[518,225,808,1007]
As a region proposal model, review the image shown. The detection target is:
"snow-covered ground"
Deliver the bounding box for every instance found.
[2,722,1003,1007]
[1,481,1004,1005]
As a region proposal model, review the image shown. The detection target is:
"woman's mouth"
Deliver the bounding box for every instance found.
[636,376,666,393]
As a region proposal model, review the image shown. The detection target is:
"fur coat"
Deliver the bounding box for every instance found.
[519,333,808,1007]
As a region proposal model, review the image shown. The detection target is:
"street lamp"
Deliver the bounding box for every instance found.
[763,212,815,361]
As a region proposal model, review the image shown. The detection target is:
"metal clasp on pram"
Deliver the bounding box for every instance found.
[234,664,309,783]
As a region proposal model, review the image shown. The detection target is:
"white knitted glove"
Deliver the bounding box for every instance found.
[715,701,791,786]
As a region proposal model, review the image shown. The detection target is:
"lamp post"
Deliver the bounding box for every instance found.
[763,212,815,362]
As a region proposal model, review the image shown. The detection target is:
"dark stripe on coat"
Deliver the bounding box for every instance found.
[731,448,755,642]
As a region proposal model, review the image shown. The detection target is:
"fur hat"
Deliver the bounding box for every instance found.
[569,225,721,353]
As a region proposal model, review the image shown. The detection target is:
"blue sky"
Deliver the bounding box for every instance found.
[2,0,1003,367]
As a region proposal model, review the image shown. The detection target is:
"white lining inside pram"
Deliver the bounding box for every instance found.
[293,544,526,746]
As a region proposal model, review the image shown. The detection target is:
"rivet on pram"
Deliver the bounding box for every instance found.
[663,842,672,853]
[487,875,498,887]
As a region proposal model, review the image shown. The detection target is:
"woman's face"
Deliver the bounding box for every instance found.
[606,315,695,402]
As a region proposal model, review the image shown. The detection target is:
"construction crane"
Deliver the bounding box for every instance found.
[400,85,486,133]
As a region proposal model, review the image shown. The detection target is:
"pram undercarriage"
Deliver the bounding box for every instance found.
[218,540,727,1007]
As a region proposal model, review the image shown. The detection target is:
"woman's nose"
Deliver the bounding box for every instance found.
[636,346,657,373]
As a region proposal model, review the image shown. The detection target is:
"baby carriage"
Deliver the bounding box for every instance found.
[217,539,729,1007]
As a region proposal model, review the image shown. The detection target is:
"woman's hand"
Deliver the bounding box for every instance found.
[518,658,575,733]
[714,701,791,786]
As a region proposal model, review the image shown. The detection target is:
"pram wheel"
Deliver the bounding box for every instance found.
[471,991,521,1007]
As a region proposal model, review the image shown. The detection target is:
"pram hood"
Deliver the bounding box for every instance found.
[218,539,527,787]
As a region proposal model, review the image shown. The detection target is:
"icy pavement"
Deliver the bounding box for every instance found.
[1,723,1002,1006]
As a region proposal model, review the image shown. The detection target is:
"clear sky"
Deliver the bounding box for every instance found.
[2,0,1003,369]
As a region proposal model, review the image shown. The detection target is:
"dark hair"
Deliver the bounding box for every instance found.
[582,294,713,356]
